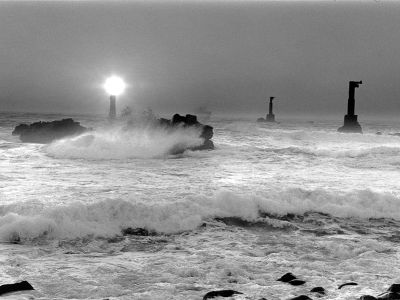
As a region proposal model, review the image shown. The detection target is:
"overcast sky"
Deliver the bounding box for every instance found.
[0,0,399,118]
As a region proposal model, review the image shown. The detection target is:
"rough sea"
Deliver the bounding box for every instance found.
[1,112,400,300]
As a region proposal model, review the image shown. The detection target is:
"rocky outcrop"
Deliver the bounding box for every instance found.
[310,287,326,295]
[0,281,34,296]
[158,114,214,152]
[12,118,87,143]
[277,273,305,286]
[338,282,358,289]
[202,290,243,299]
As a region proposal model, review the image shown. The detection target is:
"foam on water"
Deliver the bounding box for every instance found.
[46,124,204,159]
[1,115,400,299]
[1,187,399,242]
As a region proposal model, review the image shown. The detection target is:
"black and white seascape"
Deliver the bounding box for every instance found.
[1,1,400,300]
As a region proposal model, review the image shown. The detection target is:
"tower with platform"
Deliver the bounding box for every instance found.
[338,81,363,133]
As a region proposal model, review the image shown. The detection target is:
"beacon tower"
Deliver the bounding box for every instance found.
[338,81,363,133]
[266,97,276,122]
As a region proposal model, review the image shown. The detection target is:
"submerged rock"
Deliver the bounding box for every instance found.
[122,227,151,236]
[289,296,312,300]
[202,289,243,299]
[0,281,34,296]
[360,296,378,300]
[310,287,326,295]
[338,282,358,289]
[12,118,87,143]
[288,280,306,286]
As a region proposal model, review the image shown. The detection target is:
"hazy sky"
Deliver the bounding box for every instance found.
[0,0,399,118]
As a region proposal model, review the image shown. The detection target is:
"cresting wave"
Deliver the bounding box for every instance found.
[45,124,204,159]
[0,188,399,242]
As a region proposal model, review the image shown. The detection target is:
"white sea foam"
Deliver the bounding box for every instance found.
[45,124,204,159]
[1,188,399,242]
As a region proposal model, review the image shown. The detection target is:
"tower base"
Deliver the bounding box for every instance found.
[338,115,362,133]
[266,114,275,122]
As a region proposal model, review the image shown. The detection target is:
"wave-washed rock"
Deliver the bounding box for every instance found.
[12,118,87,143]
[157,113,214,152]
[0,281,34,296]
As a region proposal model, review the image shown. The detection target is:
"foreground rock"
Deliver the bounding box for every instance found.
[203,290,243,299]
[277,273,297,283]
[359,296,377,300]
[310,287,326,295]
[289,296,312,300]
[0,281,34,296]
[12,118,87,143]
[277,273,306,286]
[338,282,358,289]
[157,114,214,152]
[122,227,152,236]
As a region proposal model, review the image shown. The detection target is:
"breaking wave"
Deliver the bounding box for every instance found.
[45,124,204,159]
[0,188,399,242]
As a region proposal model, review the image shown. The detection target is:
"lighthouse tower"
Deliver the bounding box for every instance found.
[109,95,116,120]
[266,97,276,122]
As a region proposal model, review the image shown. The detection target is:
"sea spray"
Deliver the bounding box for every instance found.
[1,188,400,242]
[45,124,205,159]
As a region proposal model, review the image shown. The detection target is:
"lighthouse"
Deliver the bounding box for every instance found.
[266,97,276,122]
[103,76,126,121]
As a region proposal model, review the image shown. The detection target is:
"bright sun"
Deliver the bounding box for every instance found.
[104,76,126,96]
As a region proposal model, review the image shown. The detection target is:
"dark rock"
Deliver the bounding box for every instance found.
[12,118,87,143]
[310,287,325,295]
[277,273,297,282]
[389,133,400,137]
[0,281,34,296]
[122,227,150,236]
[360,296,378,300]
[376,132,383,135]
[289,296,312,300]
[377,292,400,300]
[202,290,243,299]
[158,114,214,152]
[338,282,358,289]
[288,280,306,286]
[388,285,400,293]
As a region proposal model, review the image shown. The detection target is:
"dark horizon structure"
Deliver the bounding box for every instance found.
[266,97,276,122]
[338,81,363,133]
[109,95,116,120]
[257,96,277,123]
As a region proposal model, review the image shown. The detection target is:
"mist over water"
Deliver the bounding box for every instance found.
[1,112,400,299]
[46,124,204,159]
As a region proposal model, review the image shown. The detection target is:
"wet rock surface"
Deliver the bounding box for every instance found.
[12,118,87,143]
[157,114,214,152]
[202,289,243,299]
[310,287,326,295]
[0,281,34,296]
[338,282,358,289]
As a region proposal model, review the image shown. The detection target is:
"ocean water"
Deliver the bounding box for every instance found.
[0,112,400,300]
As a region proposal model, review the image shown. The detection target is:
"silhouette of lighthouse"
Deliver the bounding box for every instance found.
[109,95,116,120]
[266,97,276,122]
